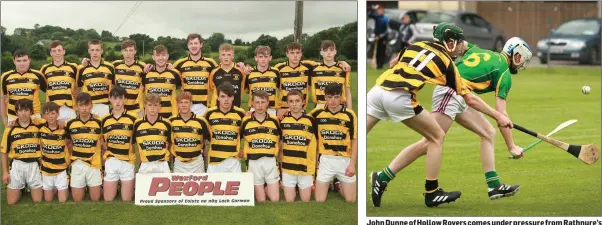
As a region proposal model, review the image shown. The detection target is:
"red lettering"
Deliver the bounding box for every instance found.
[213,181,225,195]
[169,181,184,196]
[148,177,170,196]
[198,182,214,196]
[183,181,199,196]
[225,181,240,195]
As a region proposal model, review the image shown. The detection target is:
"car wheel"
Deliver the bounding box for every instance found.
[539,56,548,64]
[590,47,600,65]
[493,37,504,52]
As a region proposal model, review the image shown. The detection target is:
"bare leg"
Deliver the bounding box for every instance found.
[298,187,311,202]
[120,179,135,201]
[30,188,43,202]
[283,187,297,202]
[254,185,267,202]
[367,115,381,133]
[314,181,330,202]
[266,182,280,202]
[57,189,69,203]
[44,189,56,202]
[71,187,85,202]
[88,185,102,201]
[103,181,118,201]
[455,107,497,172]
[7,188,22,205]
[340,181,356,203]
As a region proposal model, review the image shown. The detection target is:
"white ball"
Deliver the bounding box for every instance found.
[582,85,591,95]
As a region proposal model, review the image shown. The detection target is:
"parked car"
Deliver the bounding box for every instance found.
[384,9,427,31]
[536,18,601,65]
[413,11,505,51]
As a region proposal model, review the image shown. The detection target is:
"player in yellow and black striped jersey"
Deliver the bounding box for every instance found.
[132,94,172,174]
[209,43,246,108]
[245,46,280,115]
[142,68,181,119]
[2,50,47,123]
[204,83,245,173]
[77,61,114,105]
[102,112,138,164]
[280,90,318,202]
[311,40,352,108]
[170,91,211,173]
[40,41,79,120]
[38,101,70,202]
[113,60,145,116]
[1,99,44,204]
[310,83,357,203]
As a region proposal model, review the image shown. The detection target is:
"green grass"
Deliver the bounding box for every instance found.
[366,67,601,216]
[0,72,358,225]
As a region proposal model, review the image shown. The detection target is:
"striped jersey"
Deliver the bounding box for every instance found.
[101,111,138,164]
[112,60,146,111]
[65,117,103,169]
[1,69,47,117]
[169,114,210,163]
[38,123,69,176]
[244,67,280,108]
[132,116,171,162]
[280,112,318,175]
[310,62,351,104]
[209,66,246,108]
[204,106,245,164]
[241,113,280,160]
[77,61,115,105]
[310,105,357,157]
[1,121,41,162]
[376,41,470,107]
[173,56,218,106]
[40,61,78,108]
[142,68,182,119]
[456,43,513,99]
[273,61,316,108]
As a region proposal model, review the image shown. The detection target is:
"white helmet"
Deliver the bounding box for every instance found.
[502,37,533,72]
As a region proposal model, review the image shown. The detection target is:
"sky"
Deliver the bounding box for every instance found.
[1,1,357,42]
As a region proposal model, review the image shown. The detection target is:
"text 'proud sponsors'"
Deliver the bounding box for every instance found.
[135,173,254,206]
[367,219,602,225]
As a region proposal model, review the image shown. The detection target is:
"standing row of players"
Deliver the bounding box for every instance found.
[2,77,357,205]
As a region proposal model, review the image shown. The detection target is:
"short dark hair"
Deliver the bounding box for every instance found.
[217,82,235,97]
[42,102,60,114]
[321,40,336,51]
[76,92,92,105]
[13,50,30,59]
[88,40,103,48]
[110,86,126,98]
[153,44,168,54]
[187,33,203,44]
[14,99,34,113]
[324,83,342,96]
[121,39,136,50]
[287,90,304,100]
[252,90,269,101]
[286,42,302,52]
[50,40,64,50]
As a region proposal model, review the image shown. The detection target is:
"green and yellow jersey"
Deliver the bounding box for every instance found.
[1,69,47,117]
[173,56,218,106]
[280,112,318,176]
[77,61,115,105]
[40,61,78,108]
[112,60,146,112]
[241,113,280,160]
[456,43,512,99]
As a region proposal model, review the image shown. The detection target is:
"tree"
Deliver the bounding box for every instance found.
[128,33,154,57]
[34,24,40,30]
[105,49,120,61]
[85,29,101,40]
[1,51,15,73]
[114,45,122,51]
[234,38,243,45]
[276,34,295,58]
[52,31,65,41]
[341,32,357,60]
[29,44,47,60]
[247,34,279,59]
[303,27,341,59]
[101,30,116,42]
[208,33,225,52]
[1,26,6,34]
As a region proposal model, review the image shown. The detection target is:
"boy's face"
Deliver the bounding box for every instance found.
[287,94,304,113]
[145,102,160,117]
[110,95,125,111]
[50,46,65,60]
[43,110,59,124]
[152,51,169,67]
[325,93,342,109]
[320,47,336,61]
[13,55,31,72]
[121,46,136,62]
[218,92,234,109]
[219,50,234,65]
[177,99,192,114]
[77,102,93,117]
[252,96,268,114]
[254,53,272,67]
[17,107,32,122]
[188,38,202,56]
[286,49,302,64]
[88,44,103,61]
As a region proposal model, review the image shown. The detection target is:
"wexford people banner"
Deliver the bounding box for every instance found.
[135,173,255,206]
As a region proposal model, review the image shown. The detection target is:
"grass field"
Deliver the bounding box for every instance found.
[0,72,358,225]
[366,67,601,216]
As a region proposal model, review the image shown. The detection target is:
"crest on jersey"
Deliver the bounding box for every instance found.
[270,77,275,82]
[234,75,240,80]
[231,120,237,126]
[303,125,310,132]
[335,71,341,77]
[192,128,197,133]
[300,71,305,77]
[202,67,208,72]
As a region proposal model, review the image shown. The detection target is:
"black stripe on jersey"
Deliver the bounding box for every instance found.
[243,126,279,136]
[316,95,325,101]
[146,154,166,162]
[7,109,15,115]
[11,132,37,141]
[145,77,178,84]
[39,132,63,140]
[247,153,275,160]
[44,70,69,78]
[392,68,427,82]
[160,101,173,107]
[248,77,275,83]
[280,123,310,131]
[282,162,307,172]
[42,155,66,165]
[211,144,237,152]
[48,94,73,102]
[41,164,66,174]
[172,126,197,133]
[324,143,348,152]
[135,128,166,137]
[107,147,129,156]
[343,111,356,138]
[208,118,242,126]
[126,93,138,101]
[283,149,307,158]
[184,89,208,95]
[316,118,352,128]
[69,127,99,134]
[114,69,138,76]
[209,157,226,163]
[424,42,453,62]
[80,72,108,80]
[176,151,202,159]
[102,123,134,133]
[379,80,418,90]
[5,78,41,85]
[91,94,108,101]
[72,151,94,158]
[399,57,436,79]
[444,64,458,90]
[125,105,140,110]
[159,113,172,119]
[180,66,206,72]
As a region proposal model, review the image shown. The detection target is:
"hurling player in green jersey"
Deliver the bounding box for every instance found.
[380,37,533,200]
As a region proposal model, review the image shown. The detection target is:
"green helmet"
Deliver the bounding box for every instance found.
[432,22,465,52]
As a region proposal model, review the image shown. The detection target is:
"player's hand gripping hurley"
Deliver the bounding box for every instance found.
[509,119,577,159]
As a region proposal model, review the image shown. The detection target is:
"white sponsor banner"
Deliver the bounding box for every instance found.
[135,172,255,206]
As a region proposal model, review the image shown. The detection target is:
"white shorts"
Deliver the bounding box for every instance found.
[42,170,69,191]
[58,105,77,121]
[249,108,277,117]
[316,155,356,183]
[7,160,42,190]
[70,160,102,188]
[104,157,135,182]
[91,103,110,118]
[207,157,242,173]
[432,86,468,120]
[282,172,313,189]
[7,114,41,123]
[191,104,208,116]
[247,157,280,185]
[173,156,205,173]
[367,85,424,123]
[138,161,170,174]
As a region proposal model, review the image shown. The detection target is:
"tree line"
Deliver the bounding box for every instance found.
[0,22,357,73]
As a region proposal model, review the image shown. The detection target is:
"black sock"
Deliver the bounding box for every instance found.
[425,179,439,192]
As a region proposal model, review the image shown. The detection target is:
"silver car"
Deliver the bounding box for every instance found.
[413,11,505,51]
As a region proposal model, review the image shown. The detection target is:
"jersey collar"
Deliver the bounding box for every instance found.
[177,113,196,122]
